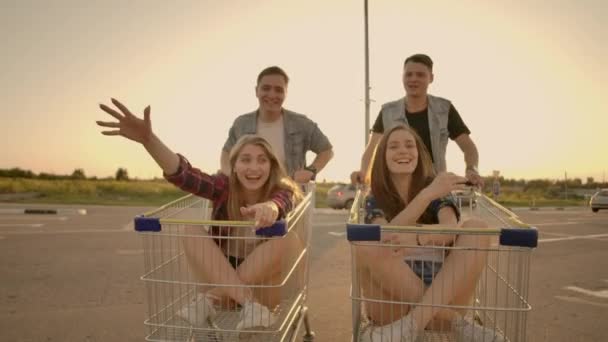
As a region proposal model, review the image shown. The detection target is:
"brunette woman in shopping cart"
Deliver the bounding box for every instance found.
[355,124,504,342]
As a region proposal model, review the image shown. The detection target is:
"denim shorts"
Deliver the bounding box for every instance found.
[228,255,245,269]
[405,260,444,286]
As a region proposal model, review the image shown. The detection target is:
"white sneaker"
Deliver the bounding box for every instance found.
[176,293,217,326]
[359,315,418,342]
[452,316,505,342]
[236,301,278,330]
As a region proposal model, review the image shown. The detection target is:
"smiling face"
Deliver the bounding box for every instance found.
[233,143,271,192]
[385,129,419,175]
[256,74,287,115]
[402,61,433,98]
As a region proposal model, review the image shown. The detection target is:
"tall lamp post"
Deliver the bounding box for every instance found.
[364,0,370,145]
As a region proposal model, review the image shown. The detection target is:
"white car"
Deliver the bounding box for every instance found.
[590,189,608,212]
[326,183,356,209]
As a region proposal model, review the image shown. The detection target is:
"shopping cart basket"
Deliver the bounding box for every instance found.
[134,185,316,341]
[347,188,538,342]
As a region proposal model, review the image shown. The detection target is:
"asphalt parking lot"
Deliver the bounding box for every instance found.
[0,203,606,341]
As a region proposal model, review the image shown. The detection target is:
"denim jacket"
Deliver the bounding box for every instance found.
[223,109,332,176]
[380,94,451,173]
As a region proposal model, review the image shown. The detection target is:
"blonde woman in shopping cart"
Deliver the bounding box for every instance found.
[96,99,302,331]
[356,124,504,342]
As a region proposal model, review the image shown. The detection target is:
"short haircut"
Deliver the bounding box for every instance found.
[404,54,433,72]
[257,66,289,85]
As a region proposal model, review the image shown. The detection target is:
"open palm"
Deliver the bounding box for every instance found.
[97,98,152,144]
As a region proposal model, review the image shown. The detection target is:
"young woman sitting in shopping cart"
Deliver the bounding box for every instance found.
[97,98,303,330]
[356,124,504,342]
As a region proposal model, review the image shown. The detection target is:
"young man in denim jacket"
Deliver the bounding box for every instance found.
[351,54,483,187]
[221,66,333,183]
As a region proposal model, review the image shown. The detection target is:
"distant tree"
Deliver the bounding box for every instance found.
[115,168,129,181]
[39,172,59,180]
[71,168,86,180]
[0,168,35,178]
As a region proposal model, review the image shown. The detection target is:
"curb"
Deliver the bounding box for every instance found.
[0,208,87,215]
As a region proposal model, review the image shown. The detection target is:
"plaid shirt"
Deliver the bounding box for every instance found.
[164,154,293,221]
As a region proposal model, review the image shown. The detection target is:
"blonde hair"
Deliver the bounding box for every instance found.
[227,135,302,220]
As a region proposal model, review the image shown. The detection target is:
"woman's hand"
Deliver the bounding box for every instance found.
[421,172,468,201]
[380,232,417,257]
[97,98,153,145]
[240,201,280,229]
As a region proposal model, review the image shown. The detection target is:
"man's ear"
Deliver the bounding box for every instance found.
[430,73,435,83]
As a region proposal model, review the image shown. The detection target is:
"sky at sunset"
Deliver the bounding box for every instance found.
[2,0,606,182]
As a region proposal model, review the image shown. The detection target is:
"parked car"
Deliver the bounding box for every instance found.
[590,189,608,212]
[326,183,357,209]
[452,189,478,208]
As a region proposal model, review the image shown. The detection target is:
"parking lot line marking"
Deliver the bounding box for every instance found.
[533,222,579,226]
[0,216,68,221]
[1,228,131,235]
[0,223,44,228]
[315,222,345,227]
[540,232,572,237]
[539,233,608,243]
[554,296,608,308]
[116,249,143,255]
[328,232,346,237]
[563,286,608,299]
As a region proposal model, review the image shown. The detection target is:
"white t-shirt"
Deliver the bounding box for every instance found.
[256,115,286,167]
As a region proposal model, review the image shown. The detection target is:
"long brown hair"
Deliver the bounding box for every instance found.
[370,125,435,221]
[227,135,302,220]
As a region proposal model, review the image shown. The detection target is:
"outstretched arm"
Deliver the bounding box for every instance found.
[97,98,179,175]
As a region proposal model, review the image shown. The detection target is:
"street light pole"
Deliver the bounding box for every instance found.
[364,0,370,146]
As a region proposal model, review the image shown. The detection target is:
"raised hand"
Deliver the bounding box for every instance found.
[97,98,152,145]
[240,201,280,229]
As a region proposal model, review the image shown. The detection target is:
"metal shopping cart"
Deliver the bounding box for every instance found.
[347,188,538,342]
[134,185,316,342]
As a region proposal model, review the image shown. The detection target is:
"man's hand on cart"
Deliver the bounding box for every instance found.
[465,166,485,188]
[350,170,364,185]
[293,169,314,183]
[240,201,280,229]
[97,98,152,145]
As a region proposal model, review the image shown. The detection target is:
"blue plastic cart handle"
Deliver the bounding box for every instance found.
[256,220,287,237]
[346,224,538,248]
[134,216,161,232]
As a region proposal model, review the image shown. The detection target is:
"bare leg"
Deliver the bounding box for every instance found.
[182,226,252,305]
[237,231,303,308]
[407,218,490,330]
[355,242,425,325]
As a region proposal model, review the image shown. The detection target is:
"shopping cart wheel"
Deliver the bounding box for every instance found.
[301,307,315,341]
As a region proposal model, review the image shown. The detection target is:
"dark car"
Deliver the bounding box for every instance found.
[326,183,357,209]
[590,189,608,212]
[452,189,478,208]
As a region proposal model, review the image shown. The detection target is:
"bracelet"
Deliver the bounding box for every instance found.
[304,165,317,179]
